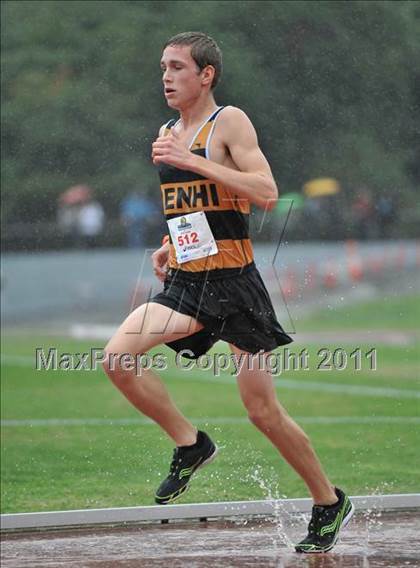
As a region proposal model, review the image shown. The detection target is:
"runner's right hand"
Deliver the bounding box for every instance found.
[152,243,170,282]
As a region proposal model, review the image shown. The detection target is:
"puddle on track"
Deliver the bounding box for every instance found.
[2,511,419,567]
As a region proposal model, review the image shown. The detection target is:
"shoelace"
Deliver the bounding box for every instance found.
[308,506,328,535]
[307,495,342,536]
[169,448,184,478]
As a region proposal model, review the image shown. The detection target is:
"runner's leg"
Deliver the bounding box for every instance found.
[103,302,203,446]
[230,344,337,505]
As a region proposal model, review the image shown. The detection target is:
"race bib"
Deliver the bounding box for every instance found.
[167,211,218,264]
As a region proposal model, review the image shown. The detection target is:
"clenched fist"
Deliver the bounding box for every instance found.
[152,129,194,170]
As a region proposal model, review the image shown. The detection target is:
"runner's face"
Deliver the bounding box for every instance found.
[160,45,204,109]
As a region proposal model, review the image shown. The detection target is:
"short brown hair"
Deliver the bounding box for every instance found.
[164,32,223,90]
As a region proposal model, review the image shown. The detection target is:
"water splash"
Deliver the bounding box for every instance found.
[250,465,295,553]
[362,486,385,556]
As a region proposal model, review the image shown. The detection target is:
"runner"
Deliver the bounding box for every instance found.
[103,31,354,553]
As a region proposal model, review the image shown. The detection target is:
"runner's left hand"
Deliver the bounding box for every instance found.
[152,129,193,169]
[151,242,169,282]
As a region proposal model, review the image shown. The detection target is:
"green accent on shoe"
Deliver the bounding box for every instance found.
[178,458,202,480]
[154,430,218,505]
[320,496,349,536]
[296,543,331,552]
[295,488,355,554]
[155,484,188,505]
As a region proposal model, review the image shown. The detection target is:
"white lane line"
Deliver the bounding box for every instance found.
[172,372,420,399]
[2,355,419,399]
[1,416,419,427]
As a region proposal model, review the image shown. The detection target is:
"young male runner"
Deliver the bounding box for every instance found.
[103,32,354,553]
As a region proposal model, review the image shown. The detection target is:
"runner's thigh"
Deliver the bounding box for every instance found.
[228,343,278,405]
[105,302,204,355]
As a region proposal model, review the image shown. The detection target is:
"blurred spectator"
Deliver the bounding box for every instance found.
[352,189,374,239]
[57,184,96,246]
[301,197,322,237]
[120,191,157,248]
[376,194,396,237]
[76,198,105,248]
[57,204,80,240]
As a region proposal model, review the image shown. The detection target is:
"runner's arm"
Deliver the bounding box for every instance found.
[187,107,278,210]
[151,124,171,282]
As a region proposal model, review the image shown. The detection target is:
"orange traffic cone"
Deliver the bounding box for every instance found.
[346,239,363,282]
[323,260,338,288]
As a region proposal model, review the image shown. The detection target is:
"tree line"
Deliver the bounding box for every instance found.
[2,0,419,238]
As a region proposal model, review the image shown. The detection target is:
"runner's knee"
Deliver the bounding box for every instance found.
[245,397,278,426]
[102,352,125,385]
[245,398,276,425]
[101,347,145,386]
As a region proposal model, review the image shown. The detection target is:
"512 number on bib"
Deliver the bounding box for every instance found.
[177,232,198,246]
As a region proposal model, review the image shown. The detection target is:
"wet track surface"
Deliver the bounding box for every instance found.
[2,511,419,567]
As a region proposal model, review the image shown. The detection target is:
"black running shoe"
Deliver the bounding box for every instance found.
[295,488,355,553]
[155,430,218,505]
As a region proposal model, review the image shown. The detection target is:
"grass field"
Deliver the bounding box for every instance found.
[1,294,419,514]
[297,293,420,331]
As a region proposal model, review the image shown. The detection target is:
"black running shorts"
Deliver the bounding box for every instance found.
[149,262,293,359]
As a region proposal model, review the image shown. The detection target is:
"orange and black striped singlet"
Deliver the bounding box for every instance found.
[157,106,255,278]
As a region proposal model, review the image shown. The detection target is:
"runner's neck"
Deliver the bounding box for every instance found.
[177,95,218,130]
